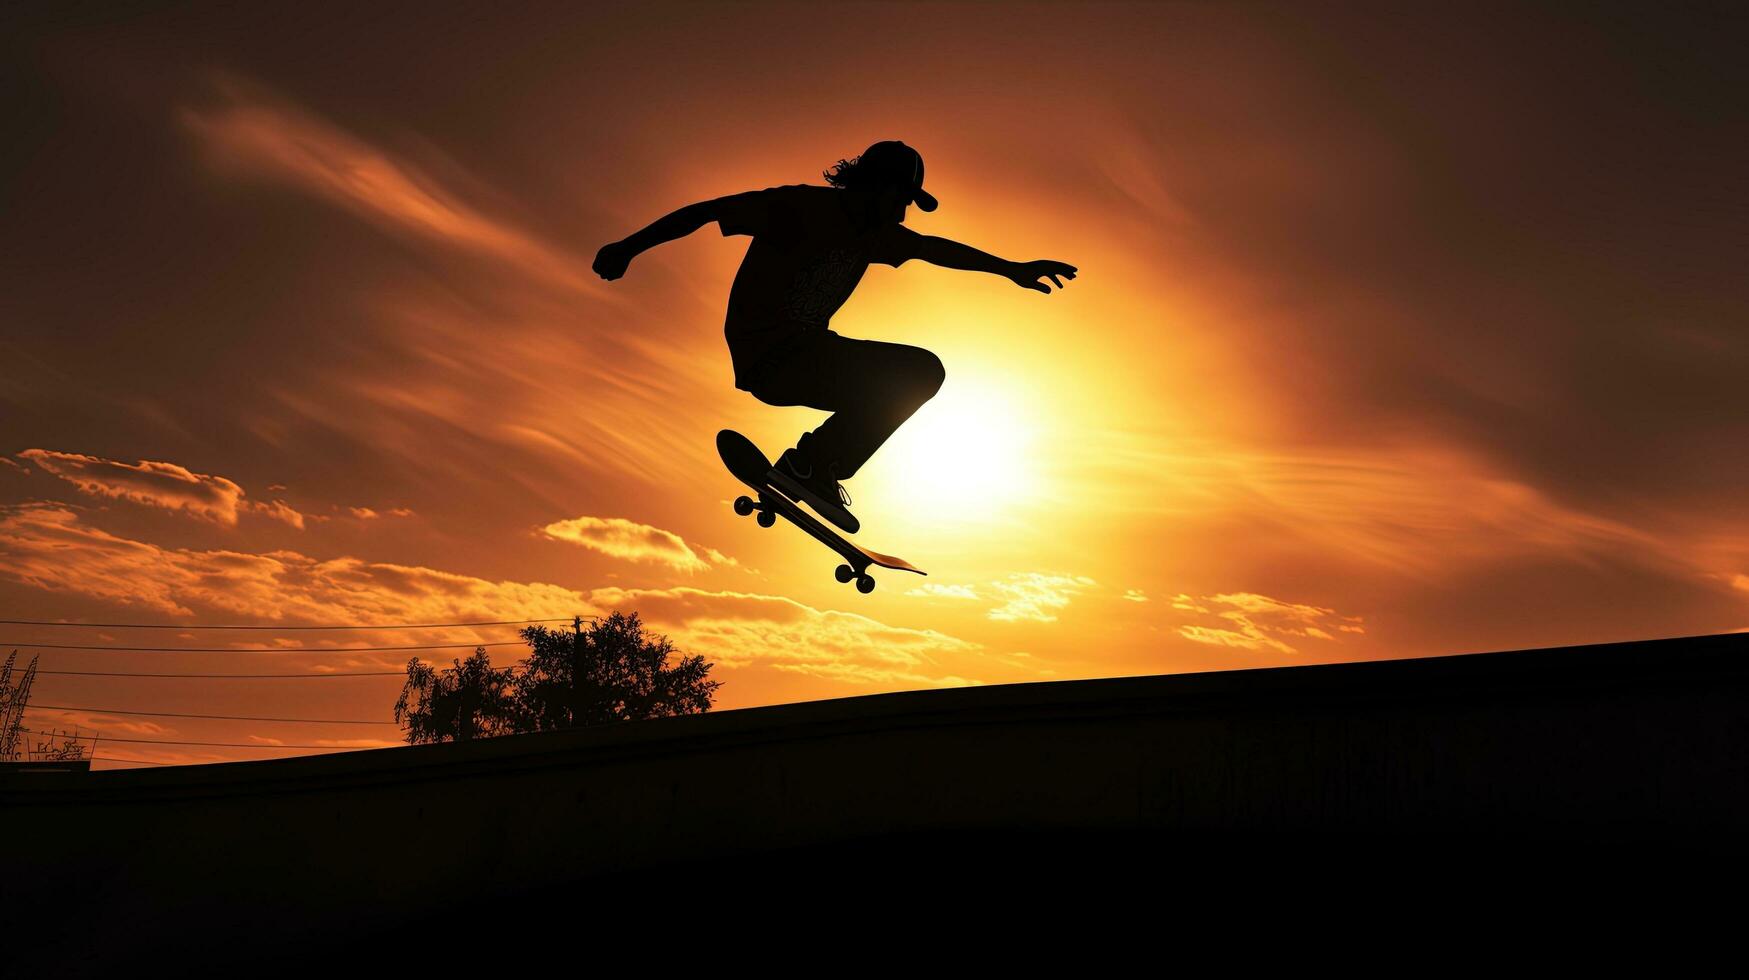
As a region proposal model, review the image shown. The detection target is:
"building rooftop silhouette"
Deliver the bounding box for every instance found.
[13,630,1746,969]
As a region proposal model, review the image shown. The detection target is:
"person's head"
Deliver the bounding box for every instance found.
[824,140,937,224]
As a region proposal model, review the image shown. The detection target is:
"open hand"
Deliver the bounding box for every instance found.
[1009,259,1078,294]
[593,240,635,280]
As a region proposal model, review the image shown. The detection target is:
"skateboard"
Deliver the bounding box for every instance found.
[716,429,925,593]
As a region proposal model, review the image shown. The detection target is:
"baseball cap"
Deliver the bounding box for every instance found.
[858,140,938,212]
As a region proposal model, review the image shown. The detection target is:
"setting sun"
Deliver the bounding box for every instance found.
[858,372,1038,527]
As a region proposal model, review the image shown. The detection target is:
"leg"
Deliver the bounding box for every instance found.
[747,331,946,480]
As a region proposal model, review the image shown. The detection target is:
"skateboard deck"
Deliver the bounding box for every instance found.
[716,429,925,593]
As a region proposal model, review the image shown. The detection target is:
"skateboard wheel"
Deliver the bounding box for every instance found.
[734,495,755,516]
[856,574,876,594]
[756,509,776,528]
[835,564,855,583]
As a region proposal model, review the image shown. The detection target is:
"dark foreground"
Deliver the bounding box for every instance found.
[11,631,1747,970]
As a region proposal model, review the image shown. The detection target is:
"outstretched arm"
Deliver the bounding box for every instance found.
[914,235,1078,294]
[592,200,719,280]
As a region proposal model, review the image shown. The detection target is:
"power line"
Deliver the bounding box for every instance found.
[0,617,591,630]
[3,612,603,753]
[21,727,392,750]
[35,669,408,679]
[26,704,396,725]
[31,666,529,678]
[93,755,171,766]
[2,640,531,653]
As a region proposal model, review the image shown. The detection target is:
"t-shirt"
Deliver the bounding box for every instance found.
[716,183,924,390]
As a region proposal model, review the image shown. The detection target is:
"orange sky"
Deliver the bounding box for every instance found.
[2,2,1745,768]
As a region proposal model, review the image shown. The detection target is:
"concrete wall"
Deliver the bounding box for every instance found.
[10,631,1747,967]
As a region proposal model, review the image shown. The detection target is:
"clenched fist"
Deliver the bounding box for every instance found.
[593,240,635,280]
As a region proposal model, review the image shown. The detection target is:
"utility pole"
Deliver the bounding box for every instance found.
[571,614,583,730]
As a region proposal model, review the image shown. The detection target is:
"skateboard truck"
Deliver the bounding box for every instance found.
[718,429,925,593]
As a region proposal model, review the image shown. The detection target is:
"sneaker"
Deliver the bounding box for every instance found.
[769,448,861,535]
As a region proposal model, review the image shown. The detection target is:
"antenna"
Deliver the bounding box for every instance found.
[0,650,37,761]
[1,650,90,771]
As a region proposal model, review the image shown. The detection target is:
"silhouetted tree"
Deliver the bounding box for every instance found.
[393,611,722,743]
[394,647,517,743]
[509,612,722,732]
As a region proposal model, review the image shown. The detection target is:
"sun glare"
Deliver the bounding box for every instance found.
[861,375,1037,525]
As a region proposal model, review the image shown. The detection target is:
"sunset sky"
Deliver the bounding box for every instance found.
[3,2,1744,768]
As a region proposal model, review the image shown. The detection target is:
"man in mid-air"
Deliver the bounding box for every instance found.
[592,140,1077,534]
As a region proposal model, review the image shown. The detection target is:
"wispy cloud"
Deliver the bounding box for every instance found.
[1059,433,1738,589]
[245,736,397,749]
[542,515,733,572]
[248,498,313,529]
[0,503,973,692]
[349,506,415,520]
[1175,591,1366,655]
[23,713,172,740]
[986,573,1099,623]
[907,583,981,600]
[585,585,982,688]
[176,73,734,492]
[0,502,585,629]
[15,449,310,529]
[178,73,623,304]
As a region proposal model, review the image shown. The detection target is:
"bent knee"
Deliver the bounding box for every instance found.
[912,350,946,397]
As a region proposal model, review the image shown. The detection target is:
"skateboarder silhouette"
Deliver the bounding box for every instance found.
[593,140,1077,534]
